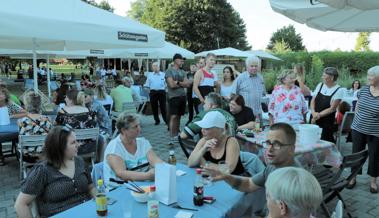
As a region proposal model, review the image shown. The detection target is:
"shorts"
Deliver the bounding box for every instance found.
[169,96,186,116]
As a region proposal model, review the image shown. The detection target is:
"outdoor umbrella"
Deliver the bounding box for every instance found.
[269,0,379,32]
[246,50,282,61]
[0,0,165,91]
[195,47,252,58]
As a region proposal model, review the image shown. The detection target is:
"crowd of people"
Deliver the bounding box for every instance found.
[0,53,378,217]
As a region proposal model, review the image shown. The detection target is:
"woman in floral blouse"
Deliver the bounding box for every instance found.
[269,70,308,125]
[0,87,26,119]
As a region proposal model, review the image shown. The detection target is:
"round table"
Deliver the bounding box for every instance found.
[0,119,19,165]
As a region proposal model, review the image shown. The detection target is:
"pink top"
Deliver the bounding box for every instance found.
[269,85,308,124]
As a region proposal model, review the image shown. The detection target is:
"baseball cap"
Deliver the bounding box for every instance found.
[195,111,226,129]
[173,53,185,61]
[82,88,94,96]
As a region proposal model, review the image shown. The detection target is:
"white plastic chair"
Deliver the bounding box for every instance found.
[91,162,104,185]
[74,128,99,167]
[18,135,46,180]
[331,200,343,218]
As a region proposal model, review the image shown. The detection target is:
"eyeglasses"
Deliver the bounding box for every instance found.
[262,140,293,150]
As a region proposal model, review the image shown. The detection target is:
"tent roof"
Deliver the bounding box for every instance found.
[0,0,165,50]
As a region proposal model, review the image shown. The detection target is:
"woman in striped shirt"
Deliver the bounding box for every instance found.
[348,66,379,194]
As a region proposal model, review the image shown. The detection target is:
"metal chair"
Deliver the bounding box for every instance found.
[312,149,368,217]
[178,136,197,159]
[74,128,99,167]
[18,134,46,179]
[336,112,355,151]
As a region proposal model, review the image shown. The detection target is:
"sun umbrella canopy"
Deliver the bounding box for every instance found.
[195,47,253,58]
[0,0,165,50]
[246,50,282,61]
[114,42,195,59]
[270,0,379,32]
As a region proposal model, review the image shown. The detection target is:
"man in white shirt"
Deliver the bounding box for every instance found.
[144,62,167,125]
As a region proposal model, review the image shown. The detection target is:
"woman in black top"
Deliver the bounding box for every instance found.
[310,67,343,142]
[229,94,256,130]
[188,111,245,175]
[15,126,96,217]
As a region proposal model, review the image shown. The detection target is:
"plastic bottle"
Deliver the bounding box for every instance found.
[255,116,261,131]
[96,179,107,217]
[147,185,159,218]
[168,150,176,165]
[193,168,204,206]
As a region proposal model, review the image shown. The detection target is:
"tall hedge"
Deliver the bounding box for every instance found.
[270,51,379,75]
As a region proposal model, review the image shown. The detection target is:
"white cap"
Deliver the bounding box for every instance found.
[194,111,226,129]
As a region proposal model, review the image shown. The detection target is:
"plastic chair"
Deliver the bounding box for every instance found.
[331,200,343,218]
[240,151,265,176]
[18,134,46,180]
[336,112,355,151]
[91,162,104,185]
[74,128,99,168]
[313,149,368,217]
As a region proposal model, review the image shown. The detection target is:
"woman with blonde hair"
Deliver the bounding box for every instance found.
[268,70,308,125]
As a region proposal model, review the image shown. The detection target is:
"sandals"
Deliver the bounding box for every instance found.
[370,184,378,194]
[346,180,356,189]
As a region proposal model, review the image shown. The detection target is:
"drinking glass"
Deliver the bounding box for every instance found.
[218,161,230,174]
[202,161,213,186]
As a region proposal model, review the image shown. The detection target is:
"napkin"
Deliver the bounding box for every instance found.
[176,170,186,176]
[175,210,193,218]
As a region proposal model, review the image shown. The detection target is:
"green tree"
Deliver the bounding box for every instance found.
[355,32,371,51]
[81,0,114,13]
[267,25,305,51]
[272,39,291,53]
[137,0,250,52]
[127,0,147,21]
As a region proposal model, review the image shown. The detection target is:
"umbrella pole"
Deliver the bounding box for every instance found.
[128,59,131,71]
[47,54,51,99]
[32,38,38,92]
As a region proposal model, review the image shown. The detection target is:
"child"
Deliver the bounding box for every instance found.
[336,101,351,125]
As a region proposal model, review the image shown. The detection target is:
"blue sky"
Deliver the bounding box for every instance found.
[98,0,379,51]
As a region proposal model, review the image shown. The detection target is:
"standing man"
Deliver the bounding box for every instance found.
[144,62,167,126]
[232,55,266,122]
[166,54,191,144]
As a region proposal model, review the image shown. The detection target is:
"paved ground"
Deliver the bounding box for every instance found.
[0,78,378,218]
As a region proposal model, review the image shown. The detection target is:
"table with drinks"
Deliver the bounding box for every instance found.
[53,163,263,218]
[236,125,343,168]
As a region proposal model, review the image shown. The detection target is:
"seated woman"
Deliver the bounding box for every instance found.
[19,91,52,135]
[229,94,256,130]
[336,101,351,126]
[188,111,245,175]
[55,89,97,154]
[14,126,96,218]
[269,70,308,125]
[0,87,26,119]
[94,84,113,112]
[103,113,163,187]
[55,89,97,129]
[265,167,323,218]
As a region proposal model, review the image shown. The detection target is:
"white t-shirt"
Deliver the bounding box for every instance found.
[312,82,344,104]
[220,82,234,98]
[103,136,152,187]
[95,95,114,107]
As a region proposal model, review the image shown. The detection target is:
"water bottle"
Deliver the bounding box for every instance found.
[96,179,107,217]
[168,150,176,165]
[255,116,261,131]
[147,185,159,218]
[193,168,204,206]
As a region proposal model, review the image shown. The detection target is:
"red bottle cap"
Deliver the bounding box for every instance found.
[150,185,156,192]
[196,168,202,174]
